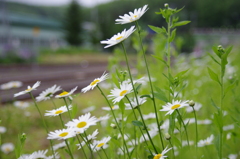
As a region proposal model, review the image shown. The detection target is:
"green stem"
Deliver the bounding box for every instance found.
[219,58,224,159]
[176,109,189,146]
[125,96,152,155]
[29,92,56,159]
[102,148,110,159]
[59,114,65,128]
[97,85,131,158]
[192,107,198,158]
[169,139,175,159]
[63,98,72,120]
[75,135,88,159]
[79,134,93,158]
[121,42,158,154]
[167,16,172,101]
[65,140,74,159]
[135,21,164,149]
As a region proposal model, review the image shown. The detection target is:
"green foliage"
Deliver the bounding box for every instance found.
[63,0,83,46]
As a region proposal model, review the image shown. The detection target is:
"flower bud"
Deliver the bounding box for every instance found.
[110,123,117,129]
[188,100,195,107]
[217,45,225,55]
[164,3,169,8]
[165,133,171,140]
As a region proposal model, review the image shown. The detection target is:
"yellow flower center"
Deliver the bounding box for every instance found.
[171,104,181,110]
[59,91,69,96]
[55,110,63,114]
[116,36,123,40]
[77,121,87,128]
[111,106,115,109]
[59,132,68,137]
[134,15,137,18]
[97,143,104,147]
[90,79,100,86]
[120,90,128,96]
[153,154,162,159]
[25,88,32,91]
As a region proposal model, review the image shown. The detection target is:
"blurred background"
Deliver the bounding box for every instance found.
[0,0,240,103]
[0,0,239,63]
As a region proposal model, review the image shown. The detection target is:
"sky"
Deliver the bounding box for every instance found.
[8,0,114,7]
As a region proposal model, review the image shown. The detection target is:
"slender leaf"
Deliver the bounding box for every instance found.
[148,25,166,34]
[175,69,189,78]
[169,28,176,42]
[207,52,220,65]
[151,55,168,66]
[210,98,220,110]
[154,87,169,102]
[207,67,221,85]
[172,21,191,28]
[132,120,144,127]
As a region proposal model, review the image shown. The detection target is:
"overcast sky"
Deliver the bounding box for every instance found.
[8,0,114,7]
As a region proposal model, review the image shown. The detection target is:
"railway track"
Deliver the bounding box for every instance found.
[0,62,108,103]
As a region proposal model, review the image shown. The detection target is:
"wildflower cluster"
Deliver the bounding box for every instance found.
[0,3,239,159]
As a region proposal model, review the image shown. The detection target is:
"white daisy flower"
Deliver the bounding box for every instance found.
[153,146,172,159]
[125,96,147,109]
[55,86,77,98]
[0,126,7,134]
[14,81,41,97]
[36,85,61,102]
[28,150,48,159]
[45,105,72,117]
[81,71,108,93]
[76,129,99,149]
[100,26,136,48]
[91,136,111,151]
[139,130,158,143]
[53,142,66,151]
[13,101,30,109]
[115,5,148,24]
[1,81,22,90]
[102,105,119,111]
[82,106,96,113]
[1,142,14,154]
[65,113,98,132]
[98,114,111,121]
[108,81,133,104]
[47,128,75,140]
[160,100,189,115]
[197,134,214,147]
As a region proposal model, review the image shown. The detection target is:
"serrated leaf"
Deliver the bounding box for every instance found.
[208,52,220,65]
[169,29,176,42]
[132,120,144,127]
[172,21,191,28]
[148,25,166,34]
[207,67,221,85]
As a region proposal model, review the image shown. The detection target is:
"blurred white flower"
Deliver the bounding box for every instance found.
[100,26,136,48]
[14,101,30,109]
[55,86,77,98]
[0,126,7,134]
[160,100,189,115]
[14,81,40,97]
[1,142,14,154]
[115,5,148,24]
[36,85,61,102]
[198,134,214,147]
